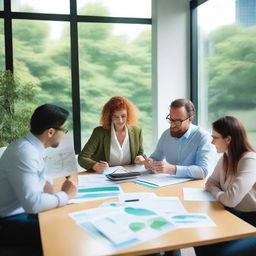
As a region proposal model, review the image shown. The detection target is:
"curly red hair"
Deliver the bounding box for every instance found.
[100,96,138,129]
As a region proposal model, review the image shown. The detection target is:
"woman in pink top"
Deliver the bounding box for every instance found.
[195,116,256,256]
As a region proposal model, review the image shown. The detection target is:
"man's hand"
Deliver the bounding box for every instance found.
[134,155,145,165]
[43,181,54,194]
[151,161,176,174]
[92,161,109,173]
[61,177,77,199]
[144,158,153,170]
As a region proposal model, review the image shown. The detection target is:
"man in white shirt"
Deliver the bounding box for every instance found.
[0,104,77,255]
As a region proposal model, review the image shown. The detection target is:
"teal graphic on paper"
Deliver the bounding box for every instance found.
[149,217,169,230]
[124,207,156,216]
[129,222,146,232]
[75,192,119,199]
[172,215,207,220]
[78,186,120,193]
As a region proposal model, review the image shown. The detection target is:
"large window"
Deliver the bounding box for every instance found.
[78,22,152,151]
[195,0,256,146]
[12,0,70,14]
[1,1,152,154]
[77,0,151,18]
[12,19,73,136]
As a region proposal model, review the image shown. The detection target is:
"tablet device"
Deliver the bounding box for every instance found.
[106,172,141,181]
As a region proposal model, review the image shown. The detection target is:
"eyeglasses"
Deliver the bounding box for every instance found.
[53,127,68,134]
[166,114,191,126]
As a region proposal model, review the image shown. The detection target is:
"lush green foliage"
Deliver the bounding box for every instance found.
[0,70,38,147]
[7,3,152,153]
[208,25,256,120]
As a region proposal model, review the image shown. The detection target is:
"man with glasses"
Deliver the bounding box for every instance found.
[0,104,77,255]
[144,98,213,179]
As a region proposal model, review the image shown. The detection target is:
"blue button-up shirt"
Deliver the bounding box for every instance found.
[0,132,68,217]
[150,124,213,179]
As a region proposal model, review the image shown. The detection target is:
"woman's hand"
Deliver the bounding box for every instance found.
[134,155,145,164]
[92,162,109,173]
[205,178,219,192]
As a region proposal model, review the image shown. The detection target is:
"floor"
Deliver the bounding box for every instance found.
[181,248,196,256]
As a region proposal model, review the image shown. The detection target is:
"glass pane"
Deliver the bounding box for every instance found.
[12,20,73,136]
[0,0,3,10]
[12,0,70,14]
[0,19,4,69]
[198,0,256,147]
[77,0,151,18]
[78,22,152,154]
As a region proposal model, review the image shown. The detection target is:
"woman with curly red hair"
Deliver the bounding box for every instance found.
[78,96,145,173]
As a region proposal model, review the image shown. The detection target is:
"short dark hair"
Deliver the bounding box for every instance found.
[170,99,195,117]
[212,116,255,174]
[30,104,69,135]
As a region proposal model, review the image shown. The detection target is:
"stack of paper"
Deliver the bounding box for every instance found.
[69,192,216,252]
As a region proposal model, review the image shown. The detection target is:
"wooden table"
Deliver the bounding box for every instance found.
[39,174,256,256]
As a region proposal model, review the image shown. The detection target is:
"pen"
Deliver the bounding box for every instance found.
[124,199,140,202]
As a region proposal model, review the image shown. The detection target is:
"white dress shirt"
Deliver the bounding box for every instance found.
[0,132,68,217]
[109,124,131,166]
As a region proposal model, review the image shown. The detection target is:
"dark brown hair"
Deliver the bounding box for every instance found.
[100,96,138,129]
[170,99,195,117]
[212,116,255,175]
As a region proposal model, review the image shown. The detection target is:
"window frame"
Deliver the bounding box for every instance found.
[190,0,208,125]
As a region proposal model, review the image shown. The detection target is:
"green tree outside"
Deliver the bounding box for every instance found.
[3,3,152,153]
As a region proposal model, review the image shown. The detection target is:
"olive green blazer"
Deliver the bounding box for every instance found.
[78,126,145,171]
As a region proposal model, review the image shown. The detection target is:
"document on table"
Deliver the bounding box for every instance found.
[69,185,122,203]
[78,174,116,187]
[183,188,216,201]
[118,192,157,202]
[169,213,216,228]
[137,173,192,187]
[70,205,177,251]
[102,196,187,214]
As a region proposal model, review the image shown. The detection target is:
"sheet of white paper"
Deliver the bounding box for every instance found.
[70,205,177,250]
[69,184,122,203]
[169,213,216,228]
[69,207,117,224]
[69,192,120,204]
[137,173,192,187]
[78,174,116,187]
[183,188,216,201]
[118,192,157,202]
[92,217,137,245]
[44,135,78,178]
[102,197,187,214]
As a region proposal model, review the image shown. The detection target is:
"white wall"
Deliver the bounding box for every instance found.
[152,0,190,145]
